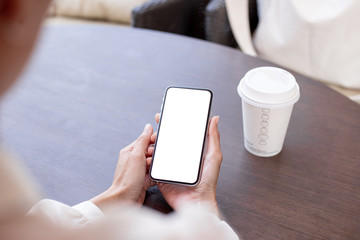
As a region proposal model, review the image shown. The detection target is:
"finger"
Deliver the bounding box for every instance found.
[147,146,154,157]
[133,124,153,154]
[151,133,157,143]
[124,139,137,151]
[206,116,222,165]
[146,157,152,171]
[155,113,160,123]
[124,125,153,152]
[125,132,144,151]
[145,145,154,157]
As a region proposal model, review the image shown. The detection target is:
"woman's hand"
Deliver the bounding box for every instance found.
[150,114,223,217]
[91,124,155,210]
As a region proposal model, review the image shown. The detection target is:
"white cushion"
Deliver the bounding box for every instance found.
[53,0,150,24]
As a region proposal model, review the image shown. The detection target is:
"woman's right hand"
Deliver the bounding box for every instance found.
[150,114,223,217]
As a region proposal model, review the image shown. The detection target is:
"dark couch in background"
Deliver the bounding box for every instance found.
[131,0,258,48]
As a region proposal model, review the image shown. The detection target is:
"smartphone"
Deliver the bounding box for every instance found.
[150,86,213,186]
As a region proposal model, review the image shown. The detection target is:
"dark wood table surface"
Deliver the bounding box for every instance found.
[1,25,360,240]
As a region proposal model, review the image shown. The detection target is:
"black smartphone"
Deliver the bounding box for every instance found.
[150,86,213,186]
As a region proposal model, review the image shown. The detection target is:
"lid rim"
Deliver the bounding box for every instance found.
[238,67,300,109]
[238,82,300,109]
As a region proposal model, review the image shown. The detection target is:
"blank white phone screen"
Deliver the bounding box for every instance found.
[151,87,212,184]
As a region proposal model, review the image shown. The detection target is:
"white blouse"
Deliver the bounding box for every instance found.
[0,151,239,240]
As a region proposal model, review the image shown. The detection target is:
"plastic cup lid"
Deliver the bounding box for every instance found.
[237,67,300,108]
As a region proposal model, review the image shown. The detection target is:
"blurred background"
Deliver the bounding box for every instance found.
[46,0,360,104]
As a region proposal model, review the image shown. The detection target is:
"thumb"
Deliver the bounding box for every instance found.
[207,116,222,164]
[133,124,153,153]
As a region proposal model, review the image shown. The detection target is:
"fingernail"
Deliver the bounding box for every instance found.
[215,116,220,125]
[144,124,151,132]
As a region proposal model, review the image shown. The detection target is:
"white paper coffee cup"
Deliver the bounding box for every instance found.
[237,67,300,157]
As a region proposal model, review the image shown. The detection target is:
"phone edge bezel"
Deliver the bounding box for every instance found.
[149,85,213,186]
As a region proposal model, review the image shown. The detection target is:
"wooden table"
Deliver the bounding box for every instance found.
[1,25,360,240]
